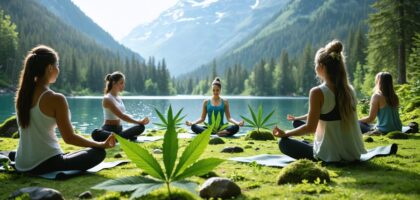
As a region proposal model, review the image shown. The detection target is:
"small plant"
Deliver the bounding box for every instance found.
[93,106,225,199]
[204,112,229,134]
[277,159,330,185]
[153,107,186,129]
[241,104,276,133]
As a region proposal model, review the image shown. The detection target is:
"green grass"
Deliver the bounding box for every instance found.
[1,131,419,199]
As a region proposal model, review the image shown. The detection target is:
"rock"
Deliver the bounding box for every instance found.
[247,141,255,144]
[255,147,260,151]
[221,146,244,153]
[113,153,122,158]
[245,130,275,141]
[244,145,252,149]
[9,187,64,200]
[78,191,93,199]
[277,159,330,185]
[387,131,409,139]
[153,149,163,154]
[364,136,374,142]
[0,116,19,138]
[199,177,241,199]
[209,137,225,145]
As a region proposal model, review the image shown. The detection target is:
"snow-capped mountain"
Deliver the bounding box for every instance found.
[122,0,289,75]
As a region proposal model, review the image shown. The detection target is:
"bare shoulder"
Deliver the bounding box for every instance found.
[43,91,67,109]
[309,87,322,96]
[223,99,229,104]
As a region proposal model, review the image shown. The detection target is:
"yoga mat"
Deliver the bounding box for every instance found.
[229,144,398,167]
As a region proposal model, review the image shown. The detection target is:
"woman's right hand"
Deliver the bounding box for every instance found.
[185,121,193,126]
[139,117,150,125]
[287,114,295,121]
[101,133,116,148]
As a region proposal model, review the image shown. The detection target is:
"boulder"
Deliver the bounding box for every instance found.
[199,177,241,199]
[9,187,64,200]
[0,116,18,138]
[221,146,243,153]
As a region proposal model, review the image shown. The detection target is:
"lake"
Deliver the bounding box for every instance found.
[0,94,308,134]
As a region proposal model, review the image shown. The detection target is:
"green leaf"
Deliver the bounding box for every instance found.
[92,176,163,192]
[261,110,275,126]
[174,158,225,181]
[241,115,256,127]
[152,123,167,127]
[172,180,198,195]
[220,123,229,131]
[114,134,165,180]
[162,106,178,179]
[173,124,214,178]
[174,108,184,121]
[258,104,263,126]
[249,105,258,128]
[155,108,167,126]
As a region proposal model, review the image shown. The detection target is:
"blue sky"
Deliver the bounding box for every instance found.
[71,0,178,41]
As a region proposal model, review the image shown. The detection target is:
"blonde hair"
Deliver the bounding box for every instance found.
[315,40,356,125]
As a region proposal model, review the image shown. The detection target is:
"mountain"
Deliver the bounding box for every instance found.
[186,0,373,78]
[122,0,289,76]
[36,0,142,60]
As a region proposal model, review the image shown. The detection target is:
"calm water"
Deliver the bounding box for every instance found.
[0,94,308,134]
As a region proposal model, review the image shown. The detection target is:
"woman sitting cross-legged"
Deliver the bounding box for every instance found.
[10,45,115,175]
[185,77,244,137]
[272,40,366,162]
[91,71,149,142]
[358,72,402,135]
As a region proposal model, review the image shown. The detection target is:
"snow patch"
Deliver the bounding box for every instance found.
[186,0,219,8]
[214,12,225,24]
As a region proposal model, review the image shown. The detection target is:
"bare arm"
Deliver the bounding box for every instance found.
[224,100,244,126]
[287,114,308,121]
[54,94,115,148]
[359,94,379,123]
[273,87,322,137]
[103,97,148,125]
[186,100,207,126]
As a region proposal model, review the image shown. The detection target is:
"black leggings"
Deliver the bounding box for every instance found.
[278,120,315,160]
[91,124,145,141]
[9,148,105,175]
[191,124,239,136]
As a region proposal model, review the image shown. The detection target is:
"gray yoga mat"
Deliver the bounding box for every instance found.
[229,144,398,167]
[0,160,129,180]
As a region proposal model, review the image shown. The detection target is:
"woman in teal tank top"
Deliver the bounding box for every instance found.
[186,77,244,136]
[359,72,402,134]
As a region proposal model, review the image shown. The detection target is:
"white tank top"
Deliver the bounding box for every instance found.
[15,90,63,171]
[103,93,126,120]
[313,84,366,162]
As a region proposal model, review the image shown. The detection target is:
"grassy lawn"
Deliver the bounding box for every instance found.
[1,129,419,200]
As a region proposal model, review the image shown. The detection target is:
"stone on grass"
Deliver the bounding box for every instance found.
[199,177,241,199]
[209,137,225,145]
[9,187,64,200]
[153,149,163,154]
[364,136,374,142]
[221,146,244,153]
[78,191,92,199]
[277,159,330,185]
[113,153,122,158]
[387,131,408,139]
[245,130,275,141]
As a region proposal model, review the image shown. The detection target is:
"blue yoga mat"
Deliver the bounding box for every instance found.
[229,144,398,167]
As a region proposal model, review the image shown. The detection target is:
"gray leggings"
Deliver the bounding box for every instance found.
[279,137,315,160]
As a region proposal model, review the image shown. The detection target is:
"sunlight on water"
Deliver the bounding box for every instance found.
[1,94,309,134]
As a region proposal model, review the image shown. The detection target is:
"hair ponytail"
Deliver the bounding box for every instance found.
[212,77,222,88]
[15,45,58,128]
[104,71,125,94]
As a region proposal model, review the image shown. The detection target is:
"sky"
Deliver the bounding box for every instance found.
[71,0,178,41]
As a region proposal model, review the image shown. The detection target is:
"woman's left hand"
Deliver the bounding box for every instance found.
[272,126,287,138]
[237,120,244,126]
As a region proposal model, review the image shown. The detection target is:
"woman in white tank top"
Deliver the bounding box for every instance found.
[272,40,366,162]
[91,71,149,142]
[11,45,115,174]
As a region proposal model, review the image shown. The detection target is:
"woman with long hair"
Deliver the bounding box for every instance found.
[185,77,244,136]
[11,45,115,175]
[359,72,402,134]
[273,40,366,162]
[91,71,149,141]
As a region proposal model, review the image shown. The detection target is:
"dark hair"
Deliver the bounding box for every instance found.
[212,77,221,88]
[315,40,356,125]
[104,71,125,94]
[15,45,59,128]
[375,72,399,107]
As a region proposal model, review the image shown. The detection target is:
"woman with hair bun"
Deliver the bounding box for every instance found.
[11,45,115,175]
[273,40,366,162]
[91,71,149,141]
[185,77,244,136]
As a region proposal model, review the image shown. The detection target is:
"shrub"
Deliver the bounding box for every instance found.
[245,129,275,141]
[277,159,330,185]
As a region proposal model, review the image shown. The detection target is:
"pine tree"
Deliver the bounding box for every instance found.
[407,33,420,83]
[300,44,316,95]
[0,10,18,80]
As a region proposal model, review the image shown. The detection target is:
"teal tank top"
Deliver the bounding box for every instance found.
[207,99,224,125]
[376,105,402,133]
